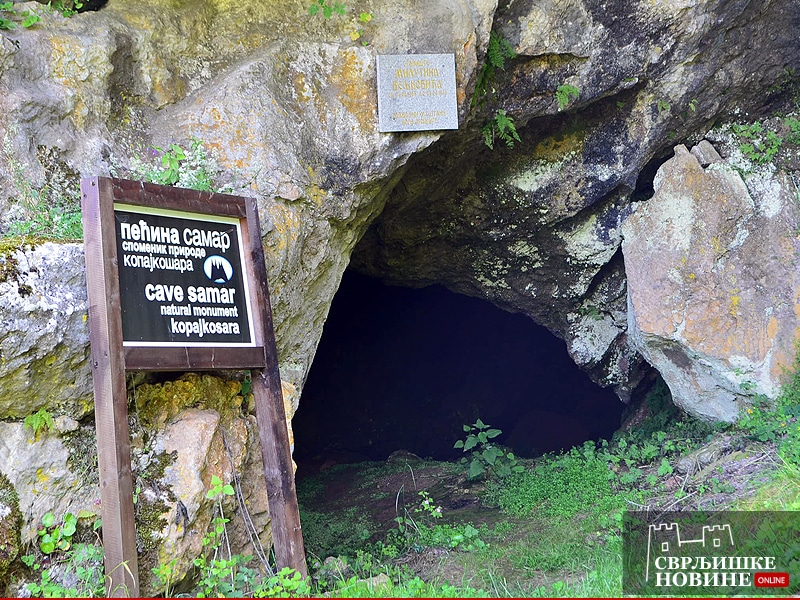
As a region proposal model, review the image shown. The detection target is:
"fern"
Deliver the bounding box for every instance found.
[24,408,54,440]
[482,110,521,150]
[472,32,516,108]
[487,31,516,69]
[555,84,580,111]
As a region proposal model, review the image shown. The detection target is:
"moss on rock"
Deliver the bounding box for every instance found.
[0,471,22,588]
[133,373,243,430]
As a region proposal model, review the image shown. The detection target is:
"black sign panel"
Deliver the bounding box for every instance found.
[114,204,255,346]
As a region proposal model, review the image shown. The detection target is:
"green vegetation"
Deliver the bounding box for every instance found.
[22,543,105,598]
[472,32,516,108]
[17,357,800,597]
[387,490,487,555]
[738,356,800,465]
[21,511,105,598]
[0,1,41,29]
[128,137,220,192]
[453,419,524,479]
[2,136,83,241]
[487,442,624,519]
[307,0,346,19]
[37,511,77,554]
[350,11,372,44]
[0,0,85,30]
[731,121,783,164]
[480,110,521,150]
[555,84,580,111]
[23,408,54,441]
[471,32,520,150]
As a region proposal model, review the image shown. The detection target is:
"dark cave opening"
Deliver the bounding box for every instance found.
[292,270,625,471]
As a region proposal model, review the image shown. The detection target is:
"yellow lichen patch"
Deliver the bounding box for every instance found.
[729,293,741,318]
[330,48,375,133]
[294,72,311,104]
[263,202,302,255]
[767,315,779,340]
[532,128,586,162]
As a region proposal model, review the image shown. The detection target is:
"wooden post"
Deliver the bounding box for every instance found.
[81,178,139,597]
[244,198,308,576]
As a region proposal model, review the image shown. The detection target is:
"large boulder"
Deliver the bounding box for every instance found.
[622,142,800,420]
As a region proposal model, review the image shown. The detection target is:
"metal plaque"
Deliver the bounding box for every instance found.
[377,53,459,132]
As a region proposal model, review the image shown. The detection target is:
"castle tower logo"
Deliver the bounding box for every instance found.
[204,255,234,284]
[646,522,735,582]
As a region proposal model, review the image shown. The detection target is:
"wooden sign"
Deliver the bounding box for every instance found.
[81,177,307,597]
[114,204,256,347]
[376,53,459,132]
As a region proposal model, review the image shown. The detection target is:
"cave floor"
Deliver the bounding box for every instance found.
[295,437,781,596]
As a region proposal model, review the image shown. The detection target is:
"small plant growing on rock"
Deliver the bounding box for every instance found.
[0,2,41,29]
[128,137,220,191]
[24,408,54,441]
[481,109,521,149]
[454,419,524,479]
[308,0,346,19]
[731,121,783,165]
[556,84,580,111]
[473,32,516,108]
[37,511,77,554]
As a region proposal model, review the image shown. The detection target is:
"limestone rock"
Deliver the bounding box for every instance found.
[0,471,22,587]
[622,144,800,421]
[127,373,273,592]
[353,0,799,400]
[0,421,99,544]
[0,242,90,419]
[0,0,797,582]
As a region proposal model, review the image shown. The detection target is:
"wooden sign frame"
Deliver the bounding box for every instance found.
[81,177,306,596]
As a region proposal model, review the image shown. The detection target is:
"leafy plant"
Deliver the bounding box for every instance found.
[391,490,487,553]
[24,408,55,440]
[2,135,83,240]
[254,567,310,598]
[23,542,105,598]
[193,474,251,597]
[656,99,671,113]
[0,1,42,29]
[739,351,800,466]
[308,0,346,19]
[731,121,783,164]
[489,444,620,519]
[454,418,524,479]
[128,137,220,191]
[472,31,516,108]
[481,109,521,149]
[50,0,84,17]
[556,84,580,111]
[37,511,78,554]
[349,11,372,44]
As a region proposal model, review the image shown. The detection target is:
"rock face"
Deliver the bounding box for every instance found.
[352,0,800,400]
[0,0,797,585]
[0,242,90,418]
[0,471,22,589]
[623,143,800,421]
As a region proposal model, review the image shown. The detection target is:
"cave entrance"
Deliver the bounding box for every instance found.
[292,270,625,470]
